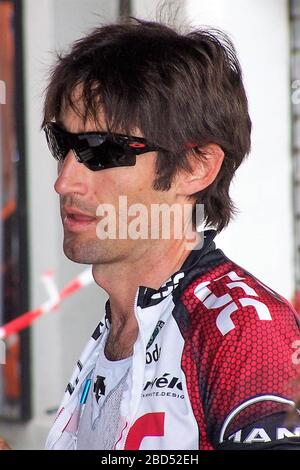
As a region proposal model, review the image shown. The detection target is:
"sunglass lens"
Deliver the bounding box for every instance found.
[76,138,136,170]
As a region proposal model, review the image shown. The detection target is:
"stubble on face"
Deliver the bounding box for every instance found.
[60,196,137,266]
[55,101,178,269]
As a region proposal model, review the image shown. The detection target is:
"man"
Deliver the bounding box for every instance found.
[43,18,300,450]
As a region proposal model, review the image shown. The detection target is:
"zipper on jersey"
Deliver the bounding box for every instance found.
[118,287,147,449]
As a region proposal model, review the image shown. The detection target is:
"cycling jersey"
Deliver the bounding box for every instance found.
[45,230,300,450]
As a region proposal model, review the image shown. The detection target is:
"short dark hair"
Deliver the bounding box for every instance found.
[42,18,251,232]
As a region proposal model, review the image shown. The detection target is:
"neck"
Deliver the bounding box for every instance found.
[92,237,199,326]
[93,236,200,361]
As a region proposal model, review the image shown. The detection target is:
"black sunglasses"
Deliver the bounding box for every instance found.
[43,122,163,171]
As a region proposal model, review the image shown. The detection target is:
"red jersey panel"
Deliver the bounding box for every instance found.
[180,259,300,449]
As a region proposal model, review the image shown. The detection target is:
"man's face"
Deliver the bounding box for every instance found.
[54,105,180,265]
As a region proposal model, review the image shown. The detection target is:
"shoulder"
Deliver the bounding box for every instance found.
[180,257,300,341]
[178,257,300,449]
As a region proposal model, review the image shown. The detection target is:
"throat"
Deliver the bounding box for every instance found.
[104,327,138,361]
[104,341,133,361]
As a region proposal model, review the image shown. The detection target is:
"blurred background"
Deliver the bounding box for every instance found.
[0,0,299,449]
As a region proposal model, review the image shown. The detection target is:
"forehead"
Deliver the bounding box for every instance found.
[59,105,106,134]
[58,84,143,137]
[58,85,105,133]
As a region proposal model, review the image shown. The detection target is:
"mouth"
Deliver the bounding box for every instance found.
[63,207,98,232]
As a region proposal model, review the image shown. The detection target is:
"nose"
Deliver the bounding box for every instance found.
[54,151,89,196]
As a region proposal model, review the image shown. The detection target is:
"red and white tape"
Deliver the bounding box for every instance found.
[0,268,94,340]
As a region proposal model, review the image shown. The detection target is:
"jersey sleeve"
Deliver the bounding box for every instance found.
[205,305,300,449]
[181,264,300,449]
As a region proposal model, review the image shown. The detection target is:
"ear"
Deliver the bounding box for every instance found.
[176,143,224,197]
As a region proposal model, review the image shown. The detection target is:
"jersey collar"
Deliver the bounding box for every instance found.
[136,229,217,308]
[104,229,217,320]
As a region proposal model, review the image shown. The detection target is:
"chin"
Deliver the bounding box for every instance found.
[63,236,122,265]
[63,246,92,264]
[63,239,100,264]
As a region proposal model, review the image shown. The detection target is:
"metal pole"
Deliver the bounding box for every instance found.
[119,0,132,19]
[290,0,300,297]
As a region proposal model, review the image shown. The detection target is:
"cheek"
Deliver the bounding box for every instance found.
[92,169,139,202]
[92,154,157,201]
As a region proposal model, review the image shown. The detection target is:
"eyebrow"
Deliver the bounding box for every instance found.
[53,121,146,140]
[55,120,108,134]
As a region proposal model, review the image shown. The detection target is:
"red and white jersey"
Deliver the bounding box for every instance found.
[45,230,300,450]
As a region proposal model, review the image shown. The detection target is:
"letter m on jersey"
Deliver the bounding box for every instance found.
[194,270,272,336]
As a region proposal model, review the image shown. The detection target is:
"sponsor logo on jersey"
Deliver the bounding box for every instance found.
[228,426,300,444]
[194,270,272,336]
[142,373,184,399]
[151,273,185,300]
[146,320,165,349]
[220,395,298,444]
[143,373,183,391]
[146,343,161,364]
[93,375,106,403]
